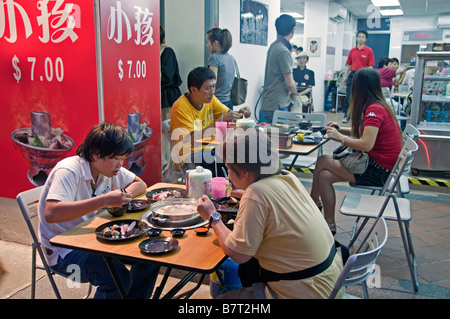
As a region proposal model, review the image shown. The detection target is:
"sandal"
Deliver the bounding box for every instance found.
[327,223,337,236]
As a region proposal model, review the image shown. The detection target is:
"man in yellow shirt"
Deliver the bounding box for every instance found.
[170,67,251,176]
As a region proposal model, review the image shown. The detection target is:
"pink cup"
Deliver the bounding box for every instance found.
[211,177,226,199]
[215,121,227,141]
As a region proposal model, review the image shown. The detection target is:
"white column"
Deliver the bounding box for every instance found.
[304,0,329,112]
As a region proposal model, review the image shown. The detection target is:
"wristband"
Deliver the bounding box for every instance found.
[341,136,347,145]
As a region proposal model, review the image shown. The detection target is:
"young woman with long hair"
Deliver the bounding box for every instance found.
[206,28,235,108]
[310,68,402,235]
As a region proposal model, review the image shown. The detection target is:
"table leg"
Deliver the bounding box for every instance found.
[103,256,128,299]
[153,267,172,299]
[162,271,198,299]
[287,155,299,171]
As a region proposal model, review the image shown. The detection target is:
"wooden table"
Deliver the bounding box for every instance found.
[50,182,227,299]
[198,137,330,171]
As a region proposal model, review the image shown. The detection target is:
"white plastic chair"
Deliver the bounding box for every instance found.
[348,123,420,197]
[162,119,187,183]
[339,137,419,292]
[16,186,92,299]
[272,110,327,169]
[329,218,388,299]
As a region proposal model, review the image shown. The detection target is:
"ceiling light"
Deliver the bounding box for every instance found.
[283,12,303,19]
[296,19,304,24]
[371,0,400,6]
[380,8,403,16]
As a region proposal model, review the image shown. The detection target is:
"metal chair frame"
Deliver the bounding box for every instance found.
[162,119,187,183]
[329,218,388,299]
[339,138,419,292]
[16,186,92,299]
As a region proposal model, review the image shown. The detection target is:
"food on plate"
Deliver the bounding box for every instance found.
[152,189,183,201]
[101,221,138,239]
[154,204,197,216]
[296,133,305,141]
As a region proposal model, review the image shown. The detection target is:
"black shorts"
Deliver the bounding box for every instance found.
[354,158,391,186]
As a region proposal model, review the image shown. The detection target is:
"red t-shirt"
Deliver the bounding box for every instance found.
[362,103,402,170]
[346,45,375,71]
[378,67,397,88]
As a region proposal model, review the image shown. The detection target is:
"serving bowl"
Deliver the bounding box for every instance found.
[105,205,128,217]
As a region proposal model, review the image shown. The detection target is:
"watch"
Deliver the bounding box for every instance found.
[209,211,222,227]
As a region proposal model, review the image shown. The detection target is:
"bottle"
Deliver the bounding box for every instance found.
[445,82,450,97]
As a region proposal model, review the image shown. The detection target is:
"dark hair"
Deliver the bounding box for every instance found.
[349,68,398,138]
[218,129,282,180]
[160,25,165,44]
[378,57,391,68]
[187,67,216,91]
[76,122,133,162]
[275,14,296,36]
[207,28,232,53]
[390,57,399,64]
[357,30,368,39]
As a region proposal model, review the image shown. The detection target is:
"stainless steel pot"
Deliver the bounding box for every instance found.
[149,198,203,227]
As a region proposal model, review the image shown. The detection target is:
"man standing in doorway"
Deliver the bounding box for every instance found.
[342,30,375,123]
[261,14,299,124]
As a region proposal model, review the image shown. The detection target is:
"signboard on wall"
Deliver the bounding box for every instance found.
[98,0,161,185]
[0,0,99,198]
[0,0,161,198]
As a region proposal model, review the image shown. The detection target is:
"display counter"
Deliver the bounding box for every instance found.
[410,51,450,174]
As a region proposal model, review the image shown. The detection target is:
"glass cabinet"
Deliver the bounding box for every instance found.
[410,51,450,174]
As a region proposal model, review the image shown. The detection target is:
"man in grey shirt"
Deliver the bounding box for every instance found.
[261,14,299,123]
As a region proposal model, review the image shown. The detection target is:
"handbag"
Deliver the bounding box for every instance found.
[231,58,248,106]
[333,144,369,175]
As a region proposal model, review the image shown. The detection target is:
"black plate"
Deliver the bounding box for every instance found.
[145,187,187,202]
[293,135,322,145]
[95,219,146,241]
[139,237,179,254]
[127,199,150,211]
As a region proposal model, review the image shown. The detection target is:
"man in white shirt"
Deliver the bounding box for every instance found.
[38,122,159,299]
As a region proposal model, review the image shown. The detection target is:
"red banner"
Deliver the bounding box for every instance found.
[0,0,99,198]
[99,0,161,185]
[0,0,161,198]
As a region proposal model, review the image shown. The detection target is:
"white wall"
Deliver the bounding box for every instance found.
[219,0,280,117]
[304,0,329,112]
[164,0,205,94]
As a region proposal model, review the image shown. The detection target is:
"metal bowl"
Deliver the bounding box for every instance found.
[148,198,203,227]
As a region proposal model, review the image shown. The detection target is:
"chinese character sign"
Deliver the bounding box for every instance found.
[0,0,100,198]
[99,0,161,185]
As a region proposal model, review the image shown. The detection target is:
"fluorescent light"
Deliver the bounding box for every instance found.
[284,11,303,19]
[296,19,305,24]
[380,8,403,16]
[371,0,400,6]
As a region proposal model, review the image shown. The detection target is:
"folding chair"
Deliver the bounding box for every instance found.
[272,110,327,169]
[162,119,187,183]
[348,123,420,197]
[339,137,419,292]
[16,186,92,299]
[329,218,388,299]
